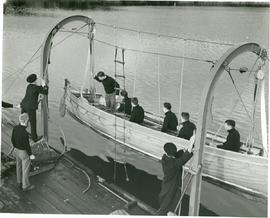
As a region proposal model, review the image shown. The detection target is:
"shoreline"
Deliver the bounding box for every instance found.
[4,1,270,16]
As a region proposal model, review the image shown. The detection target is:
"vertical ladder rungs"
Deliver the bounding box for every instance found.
[115,75,126,78]
[114,60,125,65]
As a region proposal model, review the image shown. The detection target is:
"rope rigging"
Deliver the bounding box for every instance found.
[3,23,90,96]
[210,55,263,149]
[177,40,186,121]
[94,21,235,46]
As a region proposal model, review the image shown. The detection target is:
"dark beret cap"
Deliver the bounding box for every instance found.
[164,142,177,156]
[26,74,37,83]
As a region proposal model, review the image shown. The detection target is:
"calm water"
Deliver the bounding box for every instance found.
[1,6,269,214]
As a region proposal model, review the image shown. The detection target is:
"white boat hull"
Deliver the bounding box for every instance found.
[65,88,268,197]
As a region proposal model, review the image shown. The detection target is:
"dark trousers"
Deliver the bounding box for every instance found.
[21,109,37,141]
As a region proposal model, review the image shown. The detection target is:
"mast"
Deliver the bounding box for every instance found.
[40,15,95,141]
[188,42,267,215]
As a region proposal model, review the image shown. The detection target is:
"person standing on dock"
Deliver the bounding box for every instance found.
[217,120,241,152]
[177,112,196,140]
[161,102,178,133]
[130,97,144,124]
[21,74,48,142]
[116,90,132,115]
[157,140,194,215]
[94,71,120,108]
[11,113,35,191]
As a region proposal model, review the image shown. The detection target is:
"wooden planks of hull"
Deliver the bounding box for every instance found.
[65,88,267,196]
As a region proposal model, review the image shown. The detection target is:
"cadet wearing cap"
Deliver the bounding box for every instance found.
[117,90,132,115]
[217,119,241,152]
[11,113,36,191]
[157,142,193,215]
[21,74,48,142]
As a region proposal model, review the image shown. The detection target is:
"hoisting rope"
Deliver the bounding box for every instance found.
[3,23,89,96]
[80,47,90,97]
[173,132,197,215]
[133,32,141,97]
[210,56,261,146]
[94,21,234,46]
[226,69,252,122]
[3,43,43,95]
[156,36,161,117]
[94,38,215,64]
[177,40,186,121]
[113,26,118,184]
[260,71,268,155]
[56,28,216,64]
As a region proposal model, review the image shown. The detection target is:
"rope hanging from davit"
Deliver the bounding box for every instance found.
[178,39,186,121]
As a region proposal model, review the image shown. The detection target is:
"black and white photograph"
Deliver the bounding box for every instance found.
[0,0,269,217]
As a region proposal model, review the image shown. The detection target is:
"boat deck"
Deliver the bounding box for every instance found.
[0,157,150,215]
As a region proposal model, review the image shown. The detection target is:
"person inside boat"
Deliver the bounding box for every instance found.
[11,113,35,192]
[157,141,193,215]
[116,90,132,115]
[20,74,48,142]
[130,97,144,124]
[177,112,197,140]
[161,102,178,133]
[94,71,120,108]
[217,119,241,152]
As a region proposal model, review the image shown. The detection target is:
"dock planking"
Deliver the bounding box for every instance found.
[0,159,149,215]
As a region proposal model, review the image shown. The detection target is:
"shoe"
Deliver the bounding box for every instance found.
[23,184,35,192]
[17,183,22,189]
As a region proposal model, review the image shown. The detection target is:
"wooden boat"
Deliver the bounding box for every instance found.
[63,84,268,197]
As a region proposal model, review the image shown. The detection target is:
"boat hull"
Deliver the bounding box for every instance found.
[65,88,268,196]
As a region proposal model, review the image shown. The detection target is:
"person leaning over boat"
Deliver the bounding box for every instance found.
[11,113,35,191]
[161,102,178,133]
[94,71,120,108]
[177,112,196,140]
[217,119,241,152]
[157,137,194,215]
[130,97,144,124]
[116,90,132,115]
[20,74,48,142]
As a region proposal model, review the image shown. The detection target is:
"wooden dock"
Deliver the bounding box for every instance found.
[0,156,150,215]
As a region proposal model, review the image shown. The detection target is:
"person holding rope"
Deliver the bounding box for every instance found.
[94,71,120,108]
[11,113,35,191]
[157,138,194,215]
[21,74,48,142]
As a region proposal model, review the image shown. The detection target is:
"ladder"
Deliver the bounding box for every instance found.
[114,46,126,144]
[113,46,128,182]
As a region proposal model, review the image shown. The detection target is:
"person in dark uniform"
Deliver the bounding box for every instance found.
[130,97,144,124]
[177,112,196,140]
[217,120,241,152]
[11,113,35,191]
[161,102,178,133]
[157,141,194,215]
[21,74,48,142]
[2,101,20,108]
[94,71,120,108]
[116,90,132,115]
